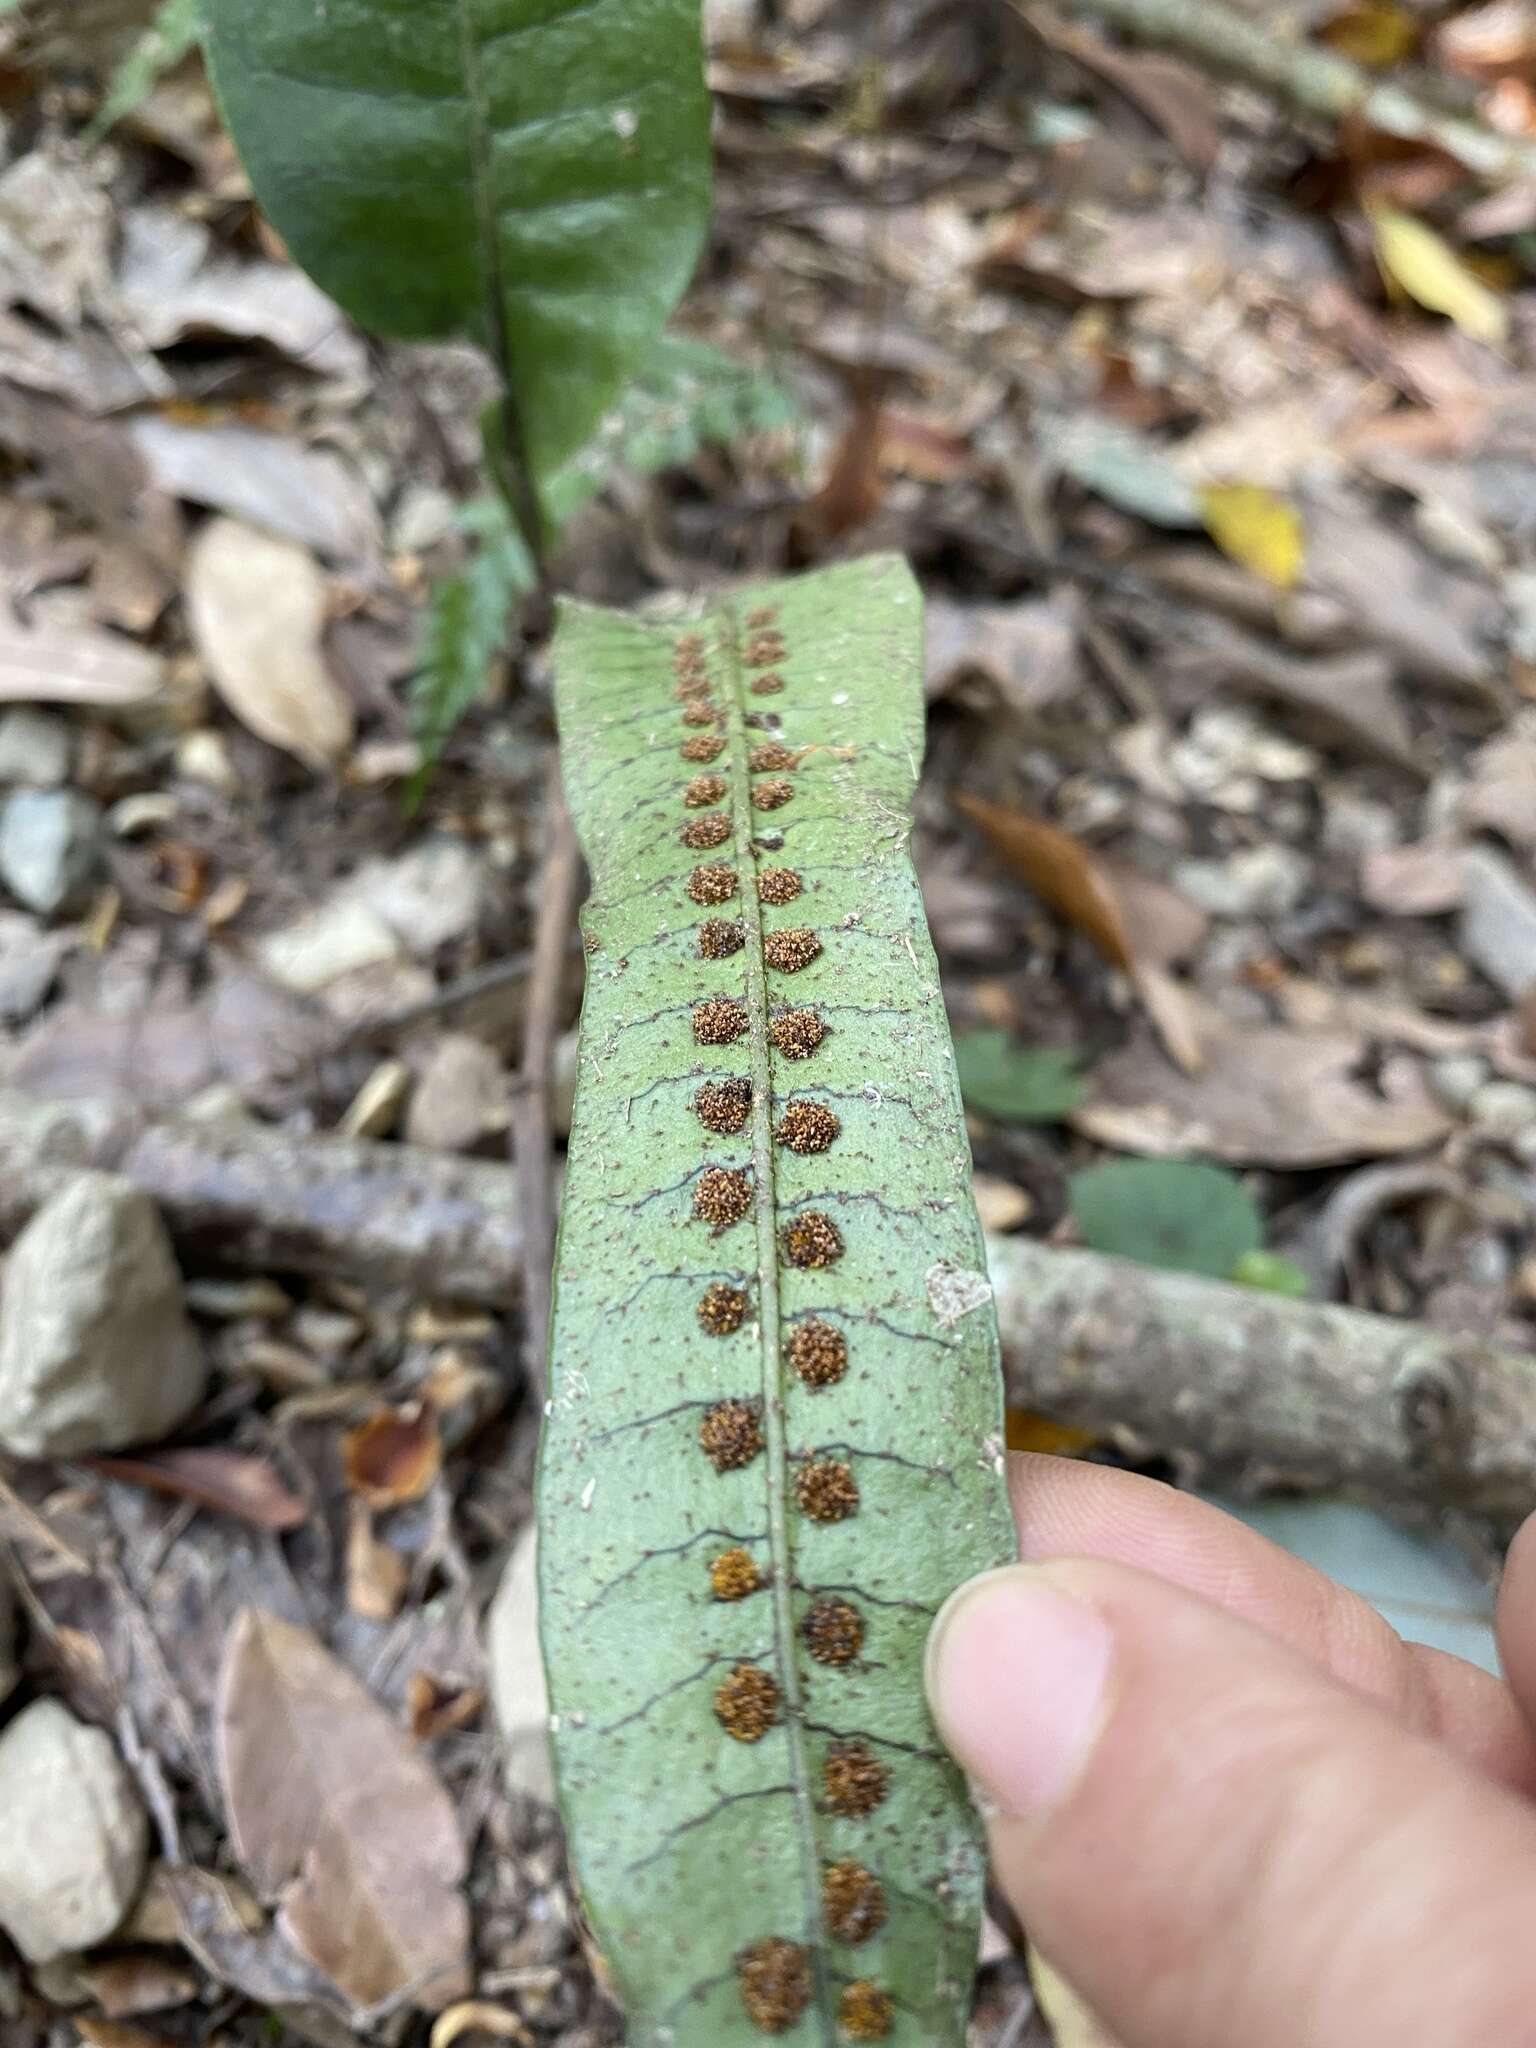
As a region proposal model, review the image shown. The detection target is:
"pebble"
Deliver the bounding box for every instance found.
[255,898,400,993]
[0,1700,148,1963]
[0,1174,206,1459]
[1469,1082,1536,1137]
[0,789,101,917]
[405,1033,509,1153]
[1174,844,1311,919]
[0,708,70,788]
[1322,795,1399,862]
[1460,849,1536,1001]
[1430,1055,1489,1113]
[174,728,238,795]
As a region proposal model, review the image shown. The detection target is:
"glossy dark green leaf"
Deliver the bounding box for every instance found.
[540,555,1014,2046]
[954,1031,1085,1123]
[201,0,712,491]
[1069,1157,1261,1279]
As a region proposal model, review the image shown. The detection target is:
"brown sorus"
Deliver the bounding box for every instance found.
[746,605,778,629]
[681,700,717,726]
[700,1398,763,1472]
[770,1008,826,1060]
[675,675,711,700]
[788,1317,847,1387]
[710,1547,763,1601]
[795,1456,858,1522]
[674,633,706,660]
[745,633,786,666]
[715,1663,780,1743]
[684,773,728,807]
[736,1937,809,2032]
[781,1209,844,1267]
[750,672,785,695]
[803,1596,864,1667]
[681,812,732,850]
[757,867,802,905]
[839,1981,894,2040]
[697,1281,749,1335]
[763,927,821,974]
[694,997,748,1046]
[694,1166,753,1232]
[776,1100,840,1154]
[687,862,738,905]
[698,918,745,960]
[749,741,798,772]
[823,1740,889,1816]
[682,732,726,763]
[822,1859,886,1944]
[695,1077,752,1133]
[752,777,794,811]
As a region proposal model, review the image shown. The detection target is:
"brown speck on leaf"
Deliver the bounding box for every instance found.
[697,1281,749,1335]
[674,633,706,661]
[746,605,778,630]
[776,1100,841,1155]
[681,812,732,850]
[788,1317,847,1387]
[694,997,748,1046]
[795,1456,858,1521]
[737,1936,809,2032]
[749,741,798,772]
[770,1008,826,1060]
[823,1859,886,1943]
[675,675,711,700]
[715,1664,780,1743]
[582,929,600,954]
[682,732,726,763]
[781,1209,844,1268]
[764,928,821,974]
[687,862,738,905]
[695,1076,752,1133]
[750,672,785,695]
[681,700,717,726]
[752,777,794,811]
[684,774,728,808]
[823,1741,888,1816]
[757,867,802,906]
[745,633,786,667]
[804,1596,865,1667]
[839,1981,894,2040]
[698,918,745,960]
[700,1397,763,1472]
[710,1547,763,1601]
[694,1166,753,1232]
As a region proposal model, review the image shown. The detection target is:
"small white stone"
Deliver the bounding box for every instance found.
[0,708,70,788]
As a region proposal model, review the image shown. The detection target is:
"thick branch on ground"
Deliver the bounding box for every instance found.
[992,1237,1536,1524]
[1041,0,1536,183]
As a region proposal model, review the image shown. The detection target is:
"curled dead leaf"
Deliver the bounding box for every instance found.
[407,1671,487,1743]
[345,1500,408,1622]
[429,2002,535,2048]
[85,1448,308,1531]
[341,1401,441,1507]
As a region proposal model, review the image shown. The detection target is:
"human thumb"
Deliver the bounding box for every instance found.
[926,1558,1536,2048]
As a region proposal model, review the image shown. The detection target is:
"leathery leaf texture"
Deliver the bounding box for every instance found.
[540,555,1014,2046]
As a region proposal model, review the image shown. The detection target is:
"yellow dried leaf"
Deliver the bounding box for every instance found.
[1198,483,1304,588]
[1317,0,1418,67]
[1370,205,1509,344]
[1004,1409,1098,1456]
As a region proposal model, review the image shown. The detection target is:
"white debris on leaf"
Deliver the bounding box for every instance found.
[926,1259,993,1328]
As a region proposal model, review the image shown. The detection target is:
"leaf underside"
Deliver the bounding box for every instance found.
[201,0,711,487]
[540,556,1014,2047]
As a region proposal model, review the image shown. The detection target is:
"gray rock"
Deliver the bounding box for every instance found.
[1459,848,1536,1000]
[0,789,101,916]
[404,1033,508,1153]
[0,709,70,788]
[0,1174,206,1459]
[1469,1082,1536,1136]
[1430,1055,1489,1113]
[487,1526,555,1805]
[0,1699,148,1963]
[1174,844,1311,919]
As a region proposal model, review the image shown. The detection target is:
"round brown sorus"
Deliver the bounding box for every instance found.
[695,1076,752,1134]
[776,1100,841,1155]
[749,672,785,695]
[674,632,706,661]
[745,633,786,667]
[770,1008,826,1060]
[736,1937,809,2033]
[693,997,748,1047]
[803,1595,864,1667]
[681,700,717,727]
[674,675,710,700]
[684,773,728,808]
[781,1209,844,1268]
[698,918,745,960]
[687,862,738,905]
[697,1281,749,1335]
[757,867,802,906]
[751,777,794,811]
[682,731,726,763]
[763,927,821,974]
[694,1166,753,1232]
[788,1317,847,1387]
[700,1397,763,1472]
[839,1981,893,2040]
[710,1547,763,1601]
[822,1859,886,1944]
[715,1663,780,1743]
[748,741,798,773]
[795,1456,858,1521]
[822,1740,888,1817]
[681,812,732,851]
[746,605,778,630]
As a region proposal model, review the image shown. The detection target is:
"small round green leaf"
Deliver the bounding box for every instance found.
[954,1032,1086,1123]
[1069,1158,1262,1279]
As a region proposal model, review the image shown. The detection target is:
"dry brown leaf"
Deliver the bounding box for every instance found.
[1360,839,1467,914]
[341,1402,442,1507]
[1031,11,1221,167]
[76,1953,199,2019]
[186,517,353,769]
[958,791,1206,1071]
[216,1608,469,2013]
[85,1448,308,1531]
[1463,731,1536,848]
[430,2002,535,2048]
[345,1500,408,1622]
[797,392,885,543]
[73,2025,173,2048]
[407,1672,487,1743]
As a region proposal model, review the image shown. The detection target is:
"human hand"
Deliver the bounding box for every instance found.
[925,1454,1536,2048]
